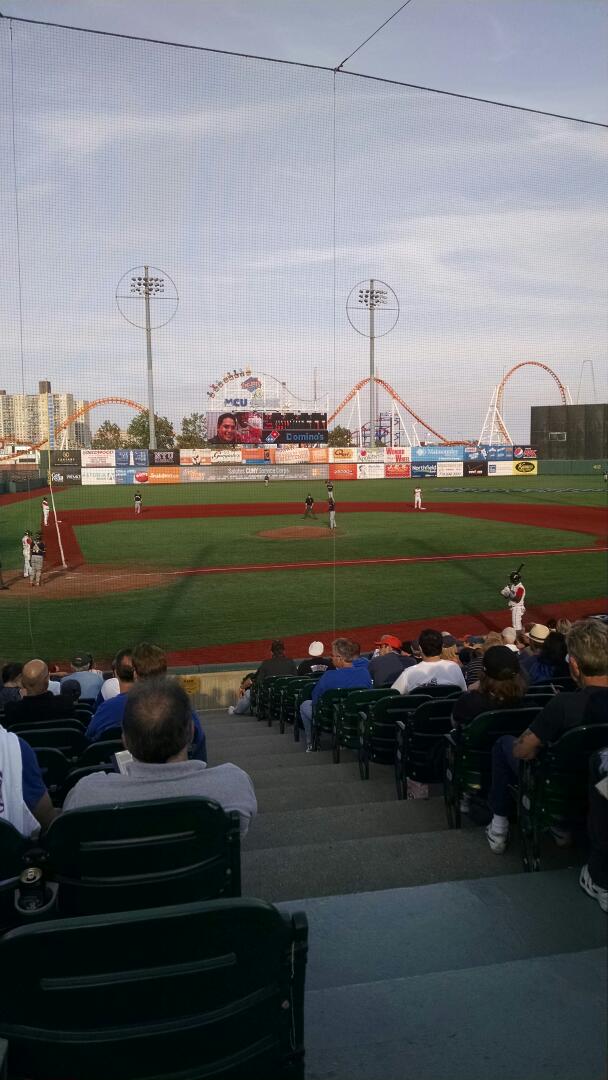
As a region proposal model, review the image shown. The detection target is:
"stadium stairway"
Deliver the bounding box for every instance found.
[204,708,607,1080]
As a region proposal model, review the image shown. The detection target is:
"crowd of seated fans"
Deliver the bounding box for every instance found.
[2,617,607,913]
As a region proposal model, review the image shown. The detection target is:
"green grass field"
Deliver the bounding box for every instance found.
[0,476,605,662]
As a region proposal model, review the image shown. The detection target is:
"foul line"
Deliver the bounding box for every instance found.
[64,543,606,581]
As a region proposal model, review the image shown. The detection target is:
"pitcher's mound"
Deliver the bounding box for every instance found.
[258,526,337,541]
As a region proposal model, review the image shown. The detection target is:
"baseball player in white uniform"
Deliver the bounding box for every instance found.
[21,530,32,578]
[328,496,336,529]
[500,565,526,631]
[41,497,50,526]
[414,487,423,510]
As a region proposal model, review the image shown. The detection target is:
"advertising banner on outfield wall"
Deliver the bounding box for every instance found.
[463,462,488,477]
[358,448,385,463]
[411,462,438,478]
[81,449,116,468]
[149,450,180,467]
[488,461,514,476]
[412,445,463,462]
[115,449,149,467]
[50,449,81,466]
[512,460,538,475]
[513,446,538,460]
[179,467,208,483]
[385,462,411,478]
[310,447,329,463]
[437,461,464,477]
[274,446,309,463]
[50,467,81,485]
[357,462,385,479]
[81,467,116,485]
[116,467,138,484]
[463,444,513,462]
[179,449,207,465]
[240,447,275,463]
[385,447,411,462]
[330,448,357,463]
[329,463,358,480]
[148,466,180,484]
[201,464,329,482]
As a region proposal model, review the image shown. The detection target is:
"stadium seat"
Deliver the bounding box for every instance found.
[311,688,356,751]
[266,676,300,728]
[0,820,29,936]
[7,717,86,736]
[395,698,456,800]
[41,797,242,916]
[57,763,116,806]
[15,726,87,761]
[89,724,124,743]
[332,688,398,767]
[32,747,71,805]
[278,677,320,736]
[444,707,541,828]
[518,721,608,871]
[406,684,462,699]
[355,694,429,784]
[0,897,308,1080]
[76,739,123,768]
[256,676,290,724]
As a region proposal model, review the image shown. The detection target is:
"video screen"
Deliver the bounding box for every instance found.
[207,411,328,445]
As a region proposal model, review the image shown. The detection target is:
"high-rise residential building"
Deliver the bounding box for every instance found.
[0,383,91,448]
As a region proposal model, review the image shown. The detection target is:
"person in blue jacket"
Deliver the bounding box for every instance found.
[299,638,371,752]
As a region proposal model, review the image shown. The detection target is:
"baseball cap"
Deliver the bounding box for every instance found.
[71,652,92,668]
[483,646,520,680]
[528,624,551,645]
[308,641,325,657]
[374,635,402,650]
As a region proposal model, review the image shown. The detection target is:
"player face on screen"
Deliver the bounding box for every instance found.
[215,414,238,443]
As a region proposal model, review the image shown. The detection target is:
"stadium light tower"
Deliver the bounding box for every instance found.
[116,266,179,449]
[347,279,399,447]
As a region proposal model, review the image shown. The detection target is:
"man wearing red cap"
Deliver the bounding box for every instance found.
[369,635,416,688]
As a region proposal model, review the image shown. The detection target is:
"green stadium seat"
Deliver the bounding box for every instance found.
[256,675,291,724]
[76,740,123,768]
[0,820,29,936]
[311,688,355,751]
[7,717,86,736]
[267,676,301,728]
[15,726,87,761]
[0,897,308,1080]
[518,721,608,871]
[31,747,71,805]
[444,707,541,828]
[41,797,242,916]
[332,688,398,767]
[57,764,116,806]
[290,680,319,742]
[395,698,456,800]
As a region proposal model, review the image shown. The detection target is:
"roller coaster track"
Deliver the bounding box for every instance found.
[0,397,146,460]
[328,377,451,443]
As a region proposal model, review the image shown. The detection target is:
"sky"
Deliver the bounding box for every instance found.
[0,0,606,443]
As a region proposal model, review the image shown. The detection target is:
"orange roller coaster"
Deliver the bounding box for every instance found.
[1,397,146,460]
[479,361,570,444]
[329,377,452,443]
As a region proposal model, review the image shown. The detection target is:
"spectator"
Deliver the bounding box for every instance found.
[96,648,134,706]
[227,674,254,716]
[486,619,608,853]
[62,653,103,700]
[521,631,569,686]
[0,722,58,835]
[458,645,484,687]
[4,660,75,726]
[441,635,460,663]
[255,640,297,682]
[299,638,371,752]
[369,634,415,688]
[501,628,519,653]
[297,641,334,677]
[85,642,206,762]
[580,745,608,912]
[518,624,551,676]
[482,631,504,651]
[392,629,466,695]
[452,646,528,726]
[64,679,256,837]
[0,663,23,708]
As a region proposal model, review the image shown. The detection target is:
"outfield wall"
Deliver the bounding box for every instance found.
[40,444,549,485]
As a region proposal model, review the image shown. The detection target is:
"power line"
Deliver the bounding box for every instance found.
[335,0,416,72]
[0,12,605,128]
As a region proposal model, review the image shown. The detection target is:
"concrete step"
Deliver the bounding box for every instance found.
[245,797,448,850]
[256,778,400,814]
[241,828,526,902]
[244,760,395,789]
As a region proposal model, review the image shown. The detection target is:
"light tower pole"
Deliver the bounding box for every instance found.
[116,265,179,450]
[347,280,399,447]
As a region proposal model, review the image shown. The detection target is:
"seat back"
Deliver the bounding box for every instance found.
[406,699,456,782]
[77,739,124,767]
[14,726,87,760]
[256,675,290,722]
[312,687,354,737]
[32,747,71,803]
[0,820,28,934]
[58,764,116,806]
[267,676,300,726]
[409,683,461,699]
[42,797,242,915]
[0,898,308,1080]
[7,716,86,735]
[455,706,541,795]
[335,688,399,751]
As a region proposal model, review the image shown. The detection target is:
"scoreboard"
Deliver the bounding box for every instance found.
[261,412,328,444]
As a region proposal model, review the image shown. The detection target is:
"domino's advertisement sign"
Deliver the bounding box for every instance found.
[411,462,437,478]
[115,449,149,467]
[411,445,464,461]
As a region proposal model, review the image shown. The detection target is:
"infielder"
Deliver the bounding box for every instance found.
[41,497,50,526]
[414,487,423,510]
[328,496,336,530]
[134,491,142,515]
[29,533,46,587]
[303,494,316,519]
[500,565,526,631]
[21,530,32,578]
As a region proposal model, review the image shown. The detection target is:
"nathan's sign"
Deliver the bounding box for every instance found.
[207,368,254,400]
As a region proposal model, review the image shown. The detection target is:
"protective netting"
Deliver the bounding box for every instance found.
[0,18,606,663]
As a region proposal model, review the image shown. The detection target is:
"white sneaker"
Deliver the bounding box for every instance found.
[485,825,508,854]
[305,743,314,753]
[459,794,471,814]
[579,864,608,913]
[227,706,235,715]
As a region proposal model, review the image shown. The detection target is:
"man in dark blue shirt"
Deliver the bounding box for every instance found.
[299,638,371,751]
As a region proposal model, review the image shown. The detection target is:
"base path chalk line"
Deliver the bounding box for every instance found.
[61,543,607,581]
